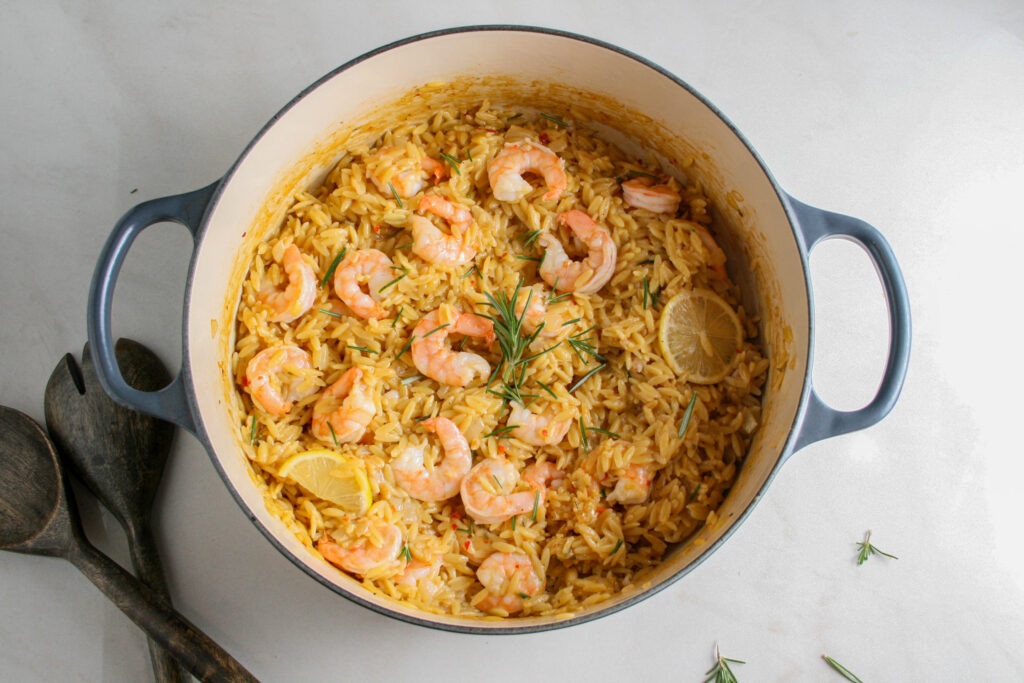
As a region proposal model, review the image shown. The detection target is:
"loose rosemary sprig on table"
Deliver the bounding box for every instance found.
[822,655,863,682]
[704,644,744,683]
[856,530,898,565]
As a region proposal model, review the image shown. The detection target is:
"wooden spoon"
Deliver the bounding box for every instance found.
[44,339,184,682]
[0,405,258,682]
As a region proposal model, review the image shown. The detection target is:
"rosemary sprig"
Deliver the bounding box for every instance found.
[388,181,403,208]
[461,264,481,280]
[856,530,898,565]
[399,544,412,562]
[320,247,347,287]
[678,392,698,438]
[568,337,607,364]
[347,345,378,355]
[568,363,606,393]
[439,151,462,175]
[822,655,863,683]
[704,644,744,683]
[479,279,532,385]
[540,112,568,127]
[318,308,342,318]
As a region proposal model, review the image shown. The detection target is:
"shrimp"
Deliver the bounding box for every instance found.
[487,141,567,202]
[391,417,472,501]
[410,194,476,266]
[317,521,402,577]
[461,459,562,525]
[396,558,442,600]
[508,401,573,446]
[310,367,375,445]
[244,345,318,416]
[475,551,543,614]
[621,177,681,214]
[606,464,653,505]
[411,310,495,386]
[332,248,394,319]
[538,209,617,295]
[367,146,446,198]
[258,244,317,323]
[513,284,576,337]
[689,221,728,278]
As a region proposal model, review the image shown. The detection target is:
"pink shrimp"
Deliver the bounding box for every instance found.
[460,460,563,525]
[332,248,394,319]
[688,221,728,278]
[258,244,317,323]
[244,345,318,416]
[487,141,567,202]
[310,367,375,445]
[367,146,446,198]
[508,402,574,446]
[411,310,495,386]
[538,209,618,295]
[410,194,476,266]
[317,522,402,577]
[391,417,472,501]
[475,551,543,614]
[606,464,654,505]
[621,177,681,214]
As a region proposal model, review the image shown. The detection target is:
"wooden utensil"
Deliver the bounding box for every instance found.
[0,405,258,682]
[45,339,184,682]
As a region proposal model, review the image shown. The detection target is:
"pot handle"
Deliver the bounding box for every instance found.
[87,182,220,435]
[786,195,911,451]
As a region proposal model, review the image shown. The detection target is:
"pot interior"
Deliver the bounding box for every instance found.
[186,28,809,630]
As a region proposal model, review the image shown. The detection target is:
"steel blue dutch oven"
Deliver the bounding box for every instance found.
[86,26,910,633]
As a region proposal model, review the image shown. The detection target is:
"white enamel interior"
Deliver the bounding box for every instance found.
[185,29,810,630]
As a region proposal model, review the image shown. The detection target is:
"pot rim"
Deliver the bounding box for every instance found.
[182,24,814,634]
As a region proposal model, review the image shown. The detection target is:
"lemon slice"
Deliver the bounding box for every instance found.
[278,449,372,513]
[658,289,743,384]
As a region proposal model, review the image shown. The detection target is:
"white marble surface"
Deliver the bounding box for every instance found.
[2,1,1022,680]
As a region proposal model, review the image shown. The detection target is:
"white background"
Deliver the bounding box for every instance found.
[2,1,1022,681]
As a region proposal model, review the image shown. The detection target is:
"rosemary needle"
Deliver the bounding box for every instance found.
[821,655,863,683]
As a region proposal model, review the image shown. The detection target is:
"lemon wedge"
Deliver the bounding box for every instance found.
[658,288,743,384]
[278,449,372,513]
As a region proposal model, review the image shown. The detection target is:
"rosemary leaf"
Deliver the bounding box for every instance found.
[318,308,342,318]
[579,417,590,452]
[540,112,568,127]
[537,380,557,399]
[611,539,623,555]
[439,151,462,175]
[821,655,863,683]
[328,423,339,449]
[421,323,450,339]
[392,305,404,328]
[378,269,408,293]
[320,248,347,287]
[347,345,378,355]
[704,644,744,683]
[249,419,257,444]
[678,392,698,438]
[531,489,539,521]
[587,426,620,438]
[856,530,898,565]
[388,181,403,208]
[569,363,606,393]
[395,335,416,358]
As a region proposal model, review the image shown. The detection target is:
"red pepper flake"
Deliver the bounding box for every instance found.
[241,232,247,237]
[541,429,548,436]
[464,540,471,550]
[485,128,498,133]
[497,445,505,455]
[373,224,381,234]
[240,376,249,387]
[597,505,608,513]
[451,510,462,520]
[451,523,458,530]
[539,132,550,144]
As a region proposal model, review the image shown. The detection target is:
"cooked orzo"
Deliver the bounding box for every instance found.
[231,101,768,618]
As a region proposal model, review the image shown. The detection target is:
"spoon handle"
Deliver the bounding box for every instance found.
[128,522,187,683]
[66,537,259,682]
